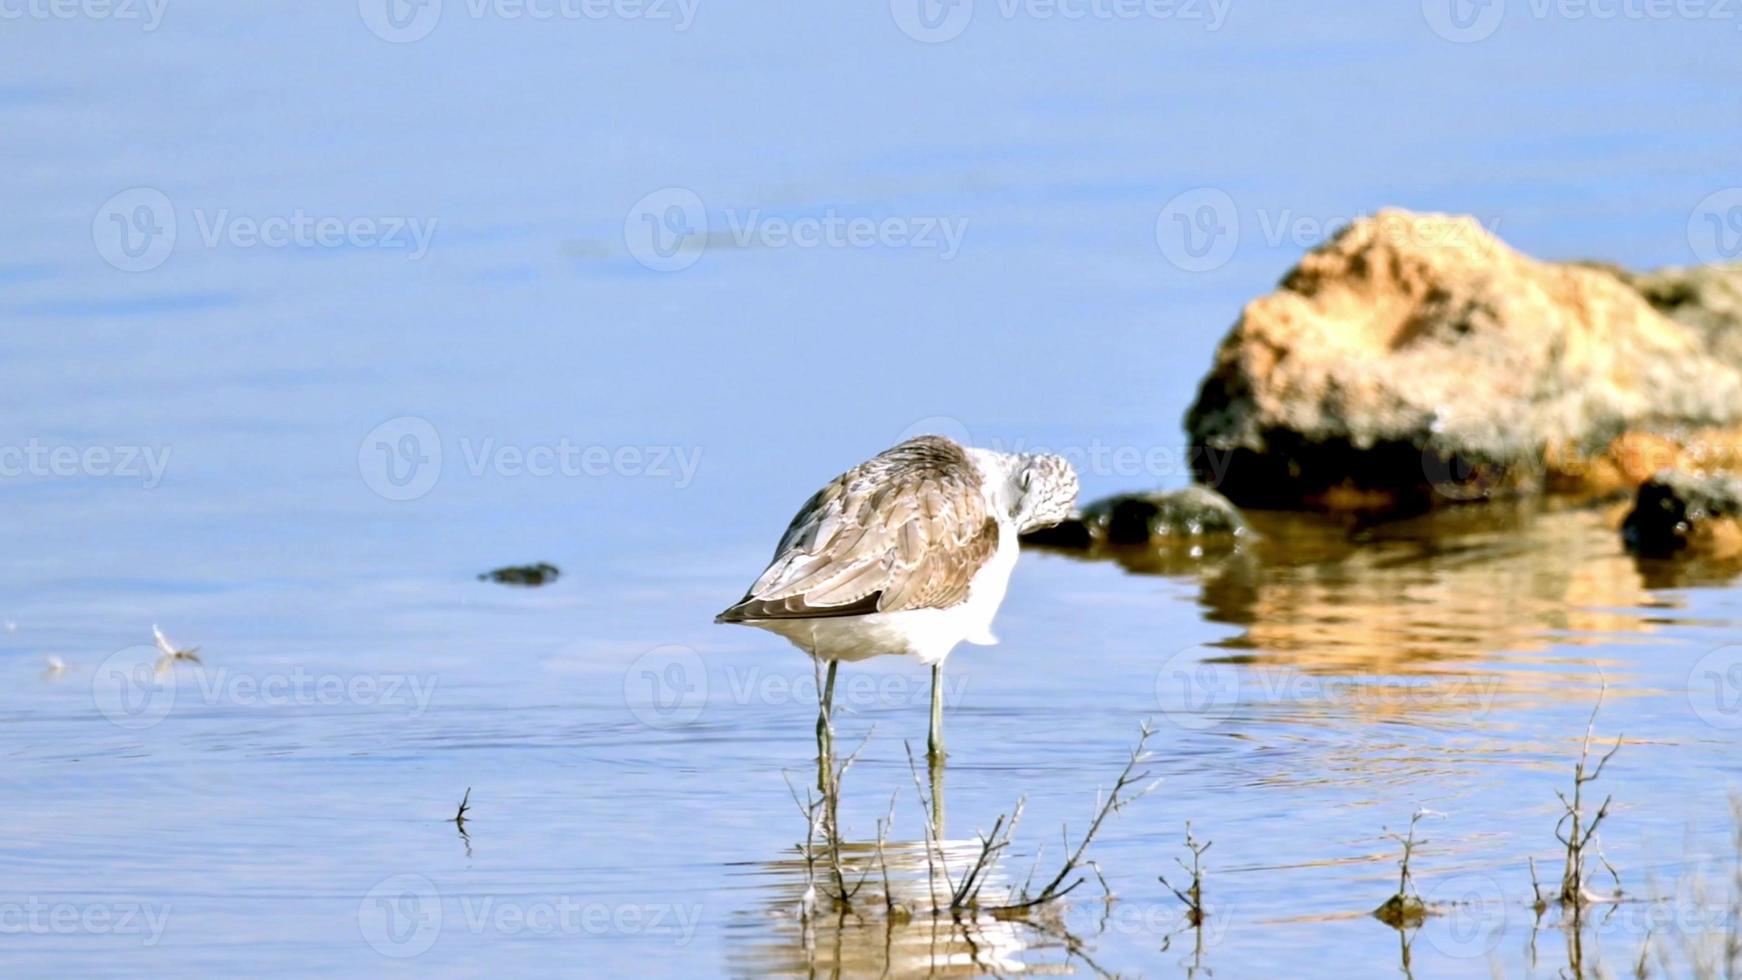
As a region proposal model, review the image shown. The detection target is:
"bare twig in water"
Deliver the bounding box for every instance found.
[784,727,876,912]
[980,720,1162,916]
[1374,809,1438,928]
[152,623,201,676]
[781,720,1159,946]
[1529,855,1548,915]
[1634,926,1654,980]
[1159,821,1211,927]
[1729,794,1742,979]
[1089,860,1112,904]
[451,787,473,857]
[874,792,907,922]
[1554,678,1623,909]
[784,776,821,921]
[950,799,1026,910]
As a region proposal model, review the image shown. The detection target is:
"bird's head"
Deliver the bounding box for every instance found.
[1009,452,1079,533]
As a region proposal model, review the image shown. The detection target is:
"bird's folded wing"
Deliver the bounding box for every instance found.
[717,447,998,622]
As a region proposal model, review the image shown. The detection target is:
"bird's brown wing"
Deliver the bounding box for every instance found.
[715,437,999,622]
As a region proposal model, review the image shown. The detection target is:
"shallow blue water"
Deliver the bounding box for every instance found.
[4,3,1742,976]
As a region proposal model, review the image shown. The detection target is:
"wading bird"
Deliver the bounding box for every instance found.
[715,435,1078,761]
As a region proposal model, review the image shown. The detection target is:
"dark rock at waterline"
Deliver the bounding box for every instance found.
[1021,486,1252,550]
[1019,518,1094,550]
[478,562,561,586]
[1183,210,1742,512]
[1085,486,1252,546]
[1621,471,1742,560]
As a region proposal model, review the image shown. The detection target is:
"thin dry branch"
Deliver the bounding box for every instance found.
[1374,809,1437,928]
[1554,679,1624,908]
[980,720,1162,915]
[1158,822,1211,927]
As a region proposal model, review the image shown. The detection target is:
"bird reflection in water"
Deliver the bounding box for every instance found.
[731,835,1122,978]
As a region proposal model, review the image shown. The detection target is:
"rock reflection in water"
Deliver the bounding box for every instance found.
[1201,504,1663,668]
[1036,502,1708,718]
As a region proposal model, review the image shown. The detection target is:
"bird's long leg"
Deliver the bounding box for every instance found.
[815,659,838,794]
[928,737,946,840]
[927,662,946,762]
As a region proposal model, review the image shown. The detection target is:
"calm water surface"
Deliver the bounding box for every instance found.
[4,3,1742,977]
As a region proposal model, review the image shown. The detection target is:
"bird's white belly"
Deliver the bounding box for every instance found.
[748,526,1020,666]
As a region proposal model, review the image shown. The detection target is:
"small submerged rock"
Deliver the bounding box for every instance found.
[1022,485,1253,550]
[1371,894,1429,930]
[478,562,561,586]
[1621,471,1742,560]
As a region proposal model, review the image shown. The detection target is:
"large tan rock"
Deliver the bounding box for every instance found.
[1184,210,1742,511]
[1596,260,1742,363]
